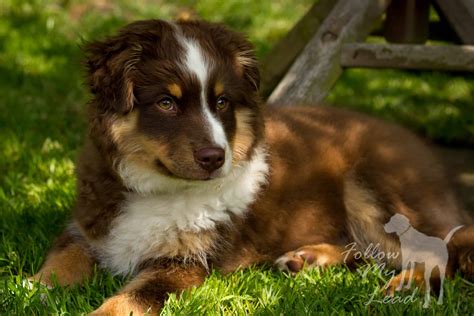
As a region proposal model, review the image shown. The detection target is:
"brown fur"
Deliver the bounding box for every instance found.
[32,230,94,286]
[33,19,474,314]
[386,267,427,296]
[276,244,349,273]
[89,294,148,316]
[232,109,257,162]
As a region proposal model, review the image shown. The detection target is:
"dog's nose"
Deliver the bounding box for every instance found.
[194,147,225,172]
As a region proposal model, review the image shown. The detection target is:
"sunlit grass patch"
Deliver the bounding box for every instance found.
[328,69,474,145]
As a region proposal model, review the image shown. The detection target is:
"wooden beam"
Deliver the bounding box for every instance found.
[259,0,336,98]
[267,0,390,106]
[341,43,474,72]
[433,0,474,44]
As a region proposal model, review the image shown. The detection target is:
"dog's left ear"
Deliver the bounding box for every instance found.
[228,31,260,94]
[205,23,260,93]
[235,46,260,93]
[84,34,142,113]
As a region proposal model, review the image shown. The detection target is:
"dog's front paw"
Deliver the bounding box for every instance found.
[274,244,345,274]
[27,273,55,289]
[90,294,152,316]
[20,277,52,305]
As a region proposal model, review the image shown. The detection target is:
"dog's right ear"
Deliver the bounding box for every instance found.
[84,34,142,113]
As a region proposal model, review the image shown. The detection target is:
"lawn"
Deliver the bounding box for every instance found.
[1,0,473,315]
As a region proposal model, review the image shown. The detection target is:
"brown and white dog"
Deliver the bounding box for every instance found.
[32,19,474,314]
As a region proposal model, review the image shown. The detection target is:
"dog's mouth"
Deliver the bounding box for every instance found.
[154,158,224,181]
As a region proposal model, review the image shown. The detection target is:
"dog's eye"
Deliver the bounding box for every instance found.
[216,96,229,111]
[156,97,177,114]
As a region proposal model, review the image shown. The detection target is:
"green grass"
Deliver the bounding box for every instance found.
[328,69,474,146]
[5,265,474,315]
[1,0,473,314]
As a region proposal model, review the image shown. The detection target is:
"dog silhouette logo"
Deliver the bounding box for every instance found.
[384,213,463,308]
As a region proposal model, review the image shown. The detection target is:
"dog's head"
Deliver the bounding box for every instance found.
[84,19,263,190]
[384,213,410,234]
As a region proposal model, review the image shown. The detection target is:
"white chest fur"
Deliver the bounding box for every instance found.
[97,147,268,276]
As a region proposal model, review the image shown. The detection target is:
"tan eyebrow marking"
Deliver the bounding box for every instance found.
[167,83,182,98]
[214,81,224,96]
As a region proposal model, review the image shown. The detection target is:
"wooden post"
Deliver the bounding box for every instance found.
[268,0,391,106]
[384,0,430,44]
[259,0,336,98]
[433,0,474,44]
[341,43,474,72]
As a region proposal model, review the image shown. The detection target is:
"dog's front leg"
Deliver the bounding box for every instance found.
[90,262,207,315]
[31,229,95,287]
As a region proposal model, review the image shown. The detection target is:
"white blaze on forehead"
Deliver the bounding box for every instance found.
[179,35,232,173]
[181,39,208,87]
[180,38,227,147]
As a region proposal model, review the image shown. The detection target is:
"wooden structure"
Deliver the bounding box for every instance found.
[264,0,474,106]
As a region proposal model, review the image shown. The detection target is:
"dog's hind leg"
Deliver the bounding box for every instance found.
[30,226,95,287]
[395,264,408,291]
[404,263,415,289]
[385,265,425,296]
[394,262,416,291]
[274,243,351,274]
